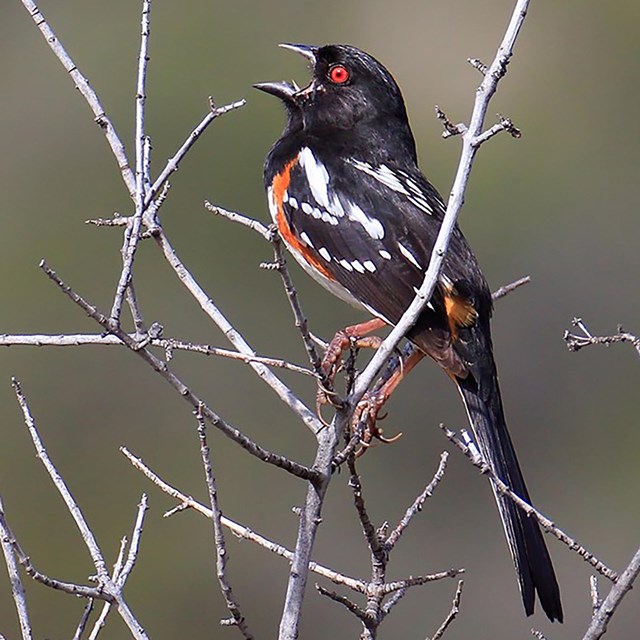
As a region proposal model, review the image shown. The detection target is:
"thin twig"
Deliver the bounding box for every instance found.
[0,498,33,640]
[315,585,370,625]
[143,99,245,219]
[564,319,640,359]
[19,0,135,195]
[152,230,323,435]
[125,281,147,335]
[72,599,94,640]
[385,452,449,550]
[428,580,464,640]
[347,457,384,558]
[491,275,531,300]
[0,333,316,376]
[590,575,601,616]
[39,261,317,481]
[196,410,254,639]
[381,570,464,595]
[117,495,148,587]
[442,425,618,581]
[120,446,367,593]
[435,105,467,138]
[12,378,109,580]
[268,231,325,375]
[88,537,127,640]
[205,202,270,239]
[11,378,149,639]
[109,0,152,325]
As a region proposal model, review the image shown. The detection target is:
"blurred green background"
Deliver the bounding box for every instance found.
[1,1,639,638]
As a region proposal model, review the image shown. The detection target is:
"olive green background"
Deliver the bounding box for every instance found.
[1,1,639,638]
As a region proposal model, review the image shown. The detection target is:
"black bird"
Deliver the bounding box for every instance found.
[256,43,562,622]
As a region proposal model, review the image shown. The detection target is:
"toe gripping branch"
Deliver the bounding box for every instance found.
[318,319,425,459]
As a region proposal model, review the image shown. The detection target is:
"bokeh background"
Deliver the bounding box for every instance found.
[1,1,639,638]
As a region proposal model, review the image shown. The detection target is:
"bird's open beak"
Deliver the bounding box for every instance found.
[278,43,318,62]
[254,43,319,104]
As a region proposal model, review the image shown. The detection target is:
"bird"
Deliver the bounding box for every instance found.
[255,43,562,622]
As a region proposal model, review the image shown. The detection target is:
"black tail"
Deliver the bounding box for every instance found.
[456,356,563,622]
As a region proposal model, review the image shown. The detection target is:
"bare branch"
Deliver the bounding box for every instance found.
[564,319,640,359]
[72,599,94,640]
[196,411,254,639]
[428,580,464,640]
[278,416,342,640]
[108,0,152,325]
[152,230,323,435]
[443,425,618,581]
[582,546,640,640]
[120,446,367,593]
[0,498,33,640]
[19,0,135,196]
[39,261,317,480]
[435,105,467,138]
[11,378,149,639]
[385,452,449,550]
[12,377,109,579]
[381,570,464,595]
[117,495,148,587]
[144,98,245,223]
[315,584,370,624]
[205,202,270,239]
[347,457,384,558]
[467,57,488,75]
[0,333,315,376]
[491,274,531,300]
[268,231,325,376]
[590,575,601,615]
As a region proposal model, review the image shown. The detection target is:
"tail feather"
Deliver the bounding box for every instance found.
[456,366,563,622]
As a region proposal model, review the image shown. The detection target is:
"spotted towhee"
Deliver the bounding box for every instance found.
[256,43,562,622]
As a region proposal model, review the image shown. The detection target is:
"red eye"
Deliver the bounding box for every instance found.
[328,64,350,84]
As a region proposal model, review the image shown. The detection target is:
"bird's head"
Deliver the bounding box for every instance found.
[255,44,410,136]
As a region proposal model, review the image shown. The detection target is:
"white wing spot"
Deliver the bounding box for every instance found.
[379,249,392,260]
[318,247,332,262]
[363,260,376,273]
[329,194,345,217]
[299,147,331,210]
[347,159,409,195]
[283,190,289,203]
[300,231,314,247]
[398,243,422,269]
[288,196,298,209]
[408,195,433,215]
[301,202,313,215]
[346,201,384,239]
[321,211,338,225]
[339,259,354,271]
[351,260,366,273]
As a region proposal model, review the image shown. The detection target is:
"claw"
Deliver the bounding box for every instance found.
[376,429,404,444]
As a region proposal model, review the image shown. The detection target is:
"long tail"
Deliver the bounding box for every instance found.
[456,358,563,622]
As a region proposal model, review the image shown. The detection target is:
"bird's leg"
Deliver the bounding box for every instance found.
[316,318,387,415]
[354,347,425,455]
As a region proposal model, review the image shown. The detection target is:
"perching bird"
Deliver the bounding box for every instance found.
[255,43,562,622]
